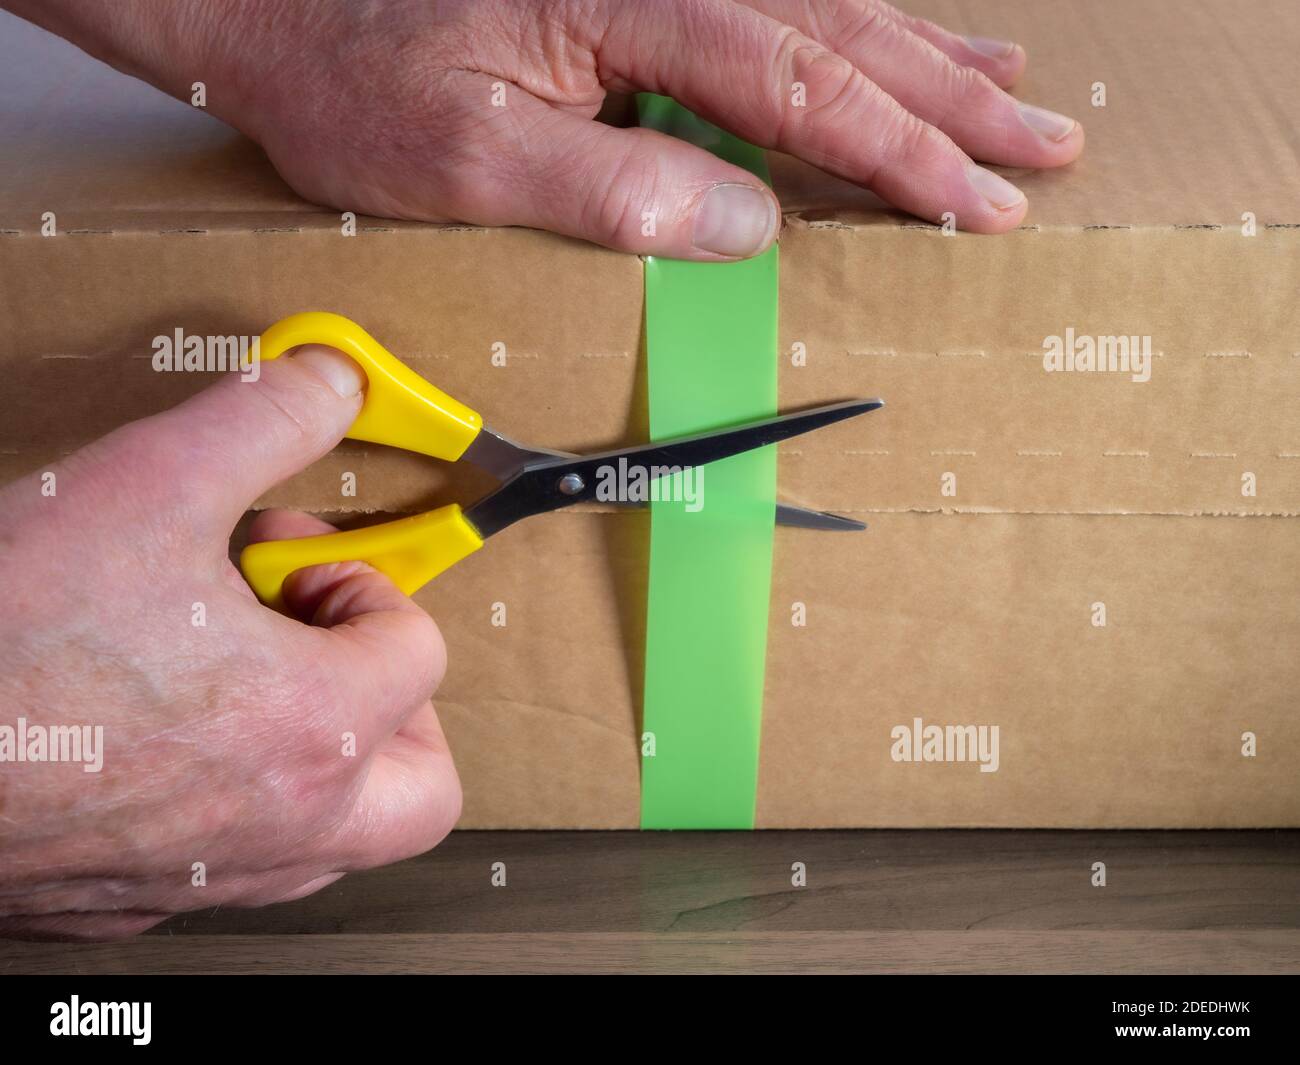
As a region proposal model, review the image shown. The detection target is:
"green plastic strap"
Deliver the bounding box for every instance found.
[637,95,777,829]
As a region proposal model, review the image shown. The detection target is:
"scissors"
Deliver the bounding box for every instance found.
[240,312,883,611]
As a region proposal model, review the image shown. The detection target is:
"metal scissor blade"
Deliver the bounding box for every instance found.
[464,399,882,539]
[460,426,573,482]
[467,399,883,483]
[574,398,883,474]
[775,504,865,531]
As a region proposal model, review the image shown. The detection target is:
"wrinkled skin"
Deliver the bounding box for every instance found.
[17,0,1081,259]
[0,350,460,939]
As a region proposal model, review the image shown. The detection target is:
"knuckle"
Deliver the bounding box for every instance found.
[397,613,448,708]
[903,13,949,43]
[578,141,659,248]
[430,778,464,847]
[779,37,873,143]
[414,773,464,858]
[406,610,447,693]
[422,98,549,225]
[874,110,947,173]
[336,768,462,873]
[945,64,1004,122]
[532,0,604,94]
[364,607,446,707]
[834,4,898,51]
[252,360,330,441]
[316,572,378,624]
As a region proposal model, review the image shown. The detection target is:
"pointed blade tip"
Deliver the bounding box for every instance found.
[774,503,868,532]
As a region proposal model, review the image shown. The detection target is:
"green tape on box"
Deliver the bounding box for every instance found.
[638,95,777,829]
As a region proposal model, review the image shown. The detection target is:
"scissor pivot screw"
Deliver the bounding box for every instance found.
[557,472,586,496]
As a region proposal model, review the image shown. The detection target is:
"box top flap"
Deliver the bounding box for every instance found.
[3,0,1298,232]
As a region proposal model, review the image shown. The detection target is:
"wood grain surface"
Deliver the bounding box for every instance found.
[3,830,1297,974]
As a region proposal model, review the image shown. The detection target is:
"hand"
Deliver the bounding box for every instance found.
[0,349,461,939]
[11,0,1082,258]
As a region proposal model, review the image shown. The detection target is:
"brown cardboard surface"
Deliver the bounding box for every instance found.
[1,1,1296,826]
[430,510,1300,828]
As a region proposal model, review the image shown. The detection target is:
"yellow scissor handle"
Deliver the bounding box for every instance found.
[240,504,485,611]
[259,311,482,460]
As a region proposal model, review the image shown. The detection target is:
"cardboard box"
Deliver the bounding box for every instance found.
[2,0,1296,827]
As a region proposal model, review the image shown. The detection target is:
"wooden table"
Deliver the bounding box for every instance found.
[4,830,1298,974]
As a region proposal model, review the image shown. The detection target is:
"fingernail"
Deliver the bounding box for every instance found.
[1018,101,1077,143]
[291,345,366,397]
[964,35,1016,59]
[967,164,1025,211]
[693,183,778,257]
